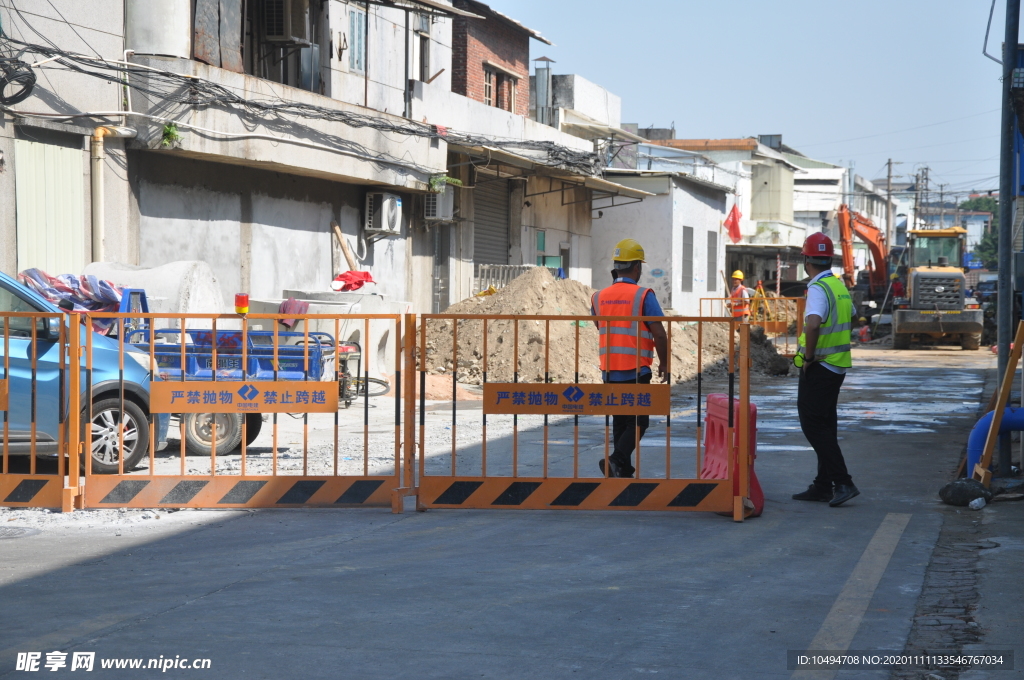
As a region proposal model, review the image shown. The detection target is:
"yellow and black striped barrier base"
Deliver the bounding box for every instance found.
[0,475,62,508]
[419,477,733,512]
[83,475,398,509]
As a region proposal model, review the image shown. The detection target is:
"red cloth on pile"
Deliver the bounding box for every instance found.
[332,271,375,292]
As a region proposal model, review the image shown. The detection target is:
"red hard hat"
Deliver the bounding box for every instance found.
[802,232,834,257]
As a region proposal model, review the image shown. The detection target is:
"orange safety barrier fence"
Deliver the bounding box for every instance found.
[0,313,70,509]
[414,314,754,521]
[69,312,412,512]
[4,309,760,520]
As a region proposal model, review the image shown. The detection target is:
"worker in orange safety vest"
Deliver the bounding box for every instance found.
[728,270,751,321]
[590,238,669,478]
[856,317,872,343]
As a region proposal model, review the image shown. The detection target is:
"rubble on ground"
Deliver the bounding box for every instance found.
[423,267,789,385]
[939,478,993,506]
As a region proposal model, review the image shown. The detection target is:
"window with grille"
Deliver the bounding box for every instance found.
[484,70,494,106]
[349,5,366,72]
[681,226,693,292]
[419,34,430,81]
[509,79,516,112]
[707,230,718,292]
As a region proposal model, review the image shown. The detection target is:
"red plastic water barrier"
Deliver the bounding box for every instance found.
[701,393,764,517]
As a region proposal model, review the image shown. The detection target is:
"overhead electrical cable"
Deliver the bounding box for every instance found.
[799,108,1001,148]
[0,33,600,175]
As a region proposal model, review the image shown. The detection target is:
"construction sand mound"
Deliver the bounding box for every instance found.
[423,267,789,385]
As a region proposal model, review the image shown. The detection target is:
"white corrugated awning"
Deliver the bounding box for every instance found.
[582,175,651,199]
[380,0,486,19]
[559,122,647,143]
[447,144,652,200]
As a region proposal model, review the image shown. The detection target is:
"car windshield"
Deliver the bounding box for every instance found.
[911,236,962,267]
[978,280,997,291]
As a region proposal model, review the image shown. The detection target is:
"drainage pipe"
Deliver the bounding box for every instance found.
[966,407,1024,475]
[89,126,137,262]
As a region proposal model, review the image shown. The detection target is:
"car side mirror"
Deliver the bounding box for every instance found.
[39,317,61,341]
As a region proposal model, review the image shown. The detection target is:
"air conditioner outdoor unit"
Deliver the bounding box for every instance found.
[365,192,403,235]
[263,0,309,43]
[424,184,454,221]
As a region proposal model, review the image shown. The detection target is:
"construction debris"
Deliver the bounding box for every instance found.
[423,267,789,385]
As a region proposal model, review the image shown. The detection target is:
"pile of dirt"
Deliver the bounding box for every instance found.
[423,267,789,385]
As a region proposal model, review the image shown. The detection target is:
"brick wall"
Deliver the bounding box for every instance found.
[451,0,530,117]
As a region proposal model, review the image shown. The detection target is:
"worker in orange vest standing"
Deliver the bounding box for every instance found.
[591,239,669,478]
[728,270,751,322]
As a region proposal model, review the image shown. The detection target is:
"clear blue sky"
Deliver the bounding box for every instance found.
[489,0,1013,201]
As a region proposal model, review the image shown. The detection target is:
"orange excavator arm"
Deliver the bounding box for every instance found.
[837,205,857,288]
[836,205,888,296]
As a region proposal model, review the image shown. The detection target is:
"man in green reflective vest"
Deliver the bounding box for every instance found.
[791,233,859,507]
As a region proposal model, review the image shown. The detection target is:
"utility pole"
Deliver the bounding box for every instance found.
[921,167,930,227]
[917,173,925,231]
[939,183,947,227]
[996,0,1019,477]
[886,159,894,245]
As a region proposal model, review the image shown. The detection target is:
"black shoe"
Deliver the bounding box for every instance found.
[792,484,833,502]
[599,459,634,478]
[830,484,860,507]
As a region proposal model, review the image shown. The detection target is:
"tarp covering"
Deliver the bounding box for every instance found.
[18,268,123,332]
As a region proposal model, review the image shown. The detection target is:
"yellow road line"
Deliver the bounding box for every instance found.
[791,512,912,680]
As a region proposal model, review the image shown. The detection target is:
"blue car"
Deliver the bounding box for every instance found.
[0,271,168,473]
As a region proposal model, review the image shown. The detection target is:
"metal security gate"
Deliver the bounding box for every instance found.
[473,178,510,265]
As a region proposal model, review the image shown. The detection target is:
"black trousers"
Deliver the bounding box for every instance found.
[797,362,852,488]
[607,373,652,472]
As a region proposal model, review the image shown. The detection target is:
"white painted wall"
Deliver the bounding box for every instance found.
[138,181,242,309]
[552,74,622,128]
[592,176,728,315]
[327,1,453,114]
[249,195,335,301]
[793,166,845,214]
[412,84,592,154]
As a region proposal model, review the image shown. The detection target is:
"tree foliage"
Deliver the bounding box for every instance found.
[961,197,999,269]
[973,228,999,270]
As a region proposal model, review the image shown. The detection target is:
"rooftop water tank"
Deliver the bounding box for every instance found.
[126,0,191,59]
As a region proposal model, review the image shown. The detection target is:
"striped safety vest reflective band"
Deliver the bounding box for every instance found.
[730,286,749,317]
[592,283,656,371]
[797,274,853,369]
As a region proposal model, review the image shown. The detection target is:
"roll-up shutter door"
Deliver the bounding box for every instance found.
[473,179,509,265]
[15,138,87,274]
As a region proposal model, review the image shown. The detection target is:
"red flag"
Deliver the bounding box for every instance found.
[724,204,742,244]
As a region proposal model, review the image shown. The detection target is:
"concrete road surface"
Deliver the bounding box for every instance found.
[0,346,1004,679]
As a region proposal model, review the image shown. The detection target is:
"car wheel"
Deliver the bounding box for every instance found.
[86,398,150,474]
[183,412,244,456]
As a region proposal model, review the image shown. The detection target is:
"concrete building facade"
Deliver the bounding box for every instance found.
[1,0,634,323]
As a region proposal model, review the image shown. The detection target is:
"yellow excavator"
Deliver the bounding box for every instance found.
[891,227,983,350]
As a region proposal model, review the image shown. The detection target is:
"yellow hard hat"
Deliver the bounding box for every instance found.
[731,270,745,279]
[612,238,645,262]
[890,273,899,280]
[858,316,868,322]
